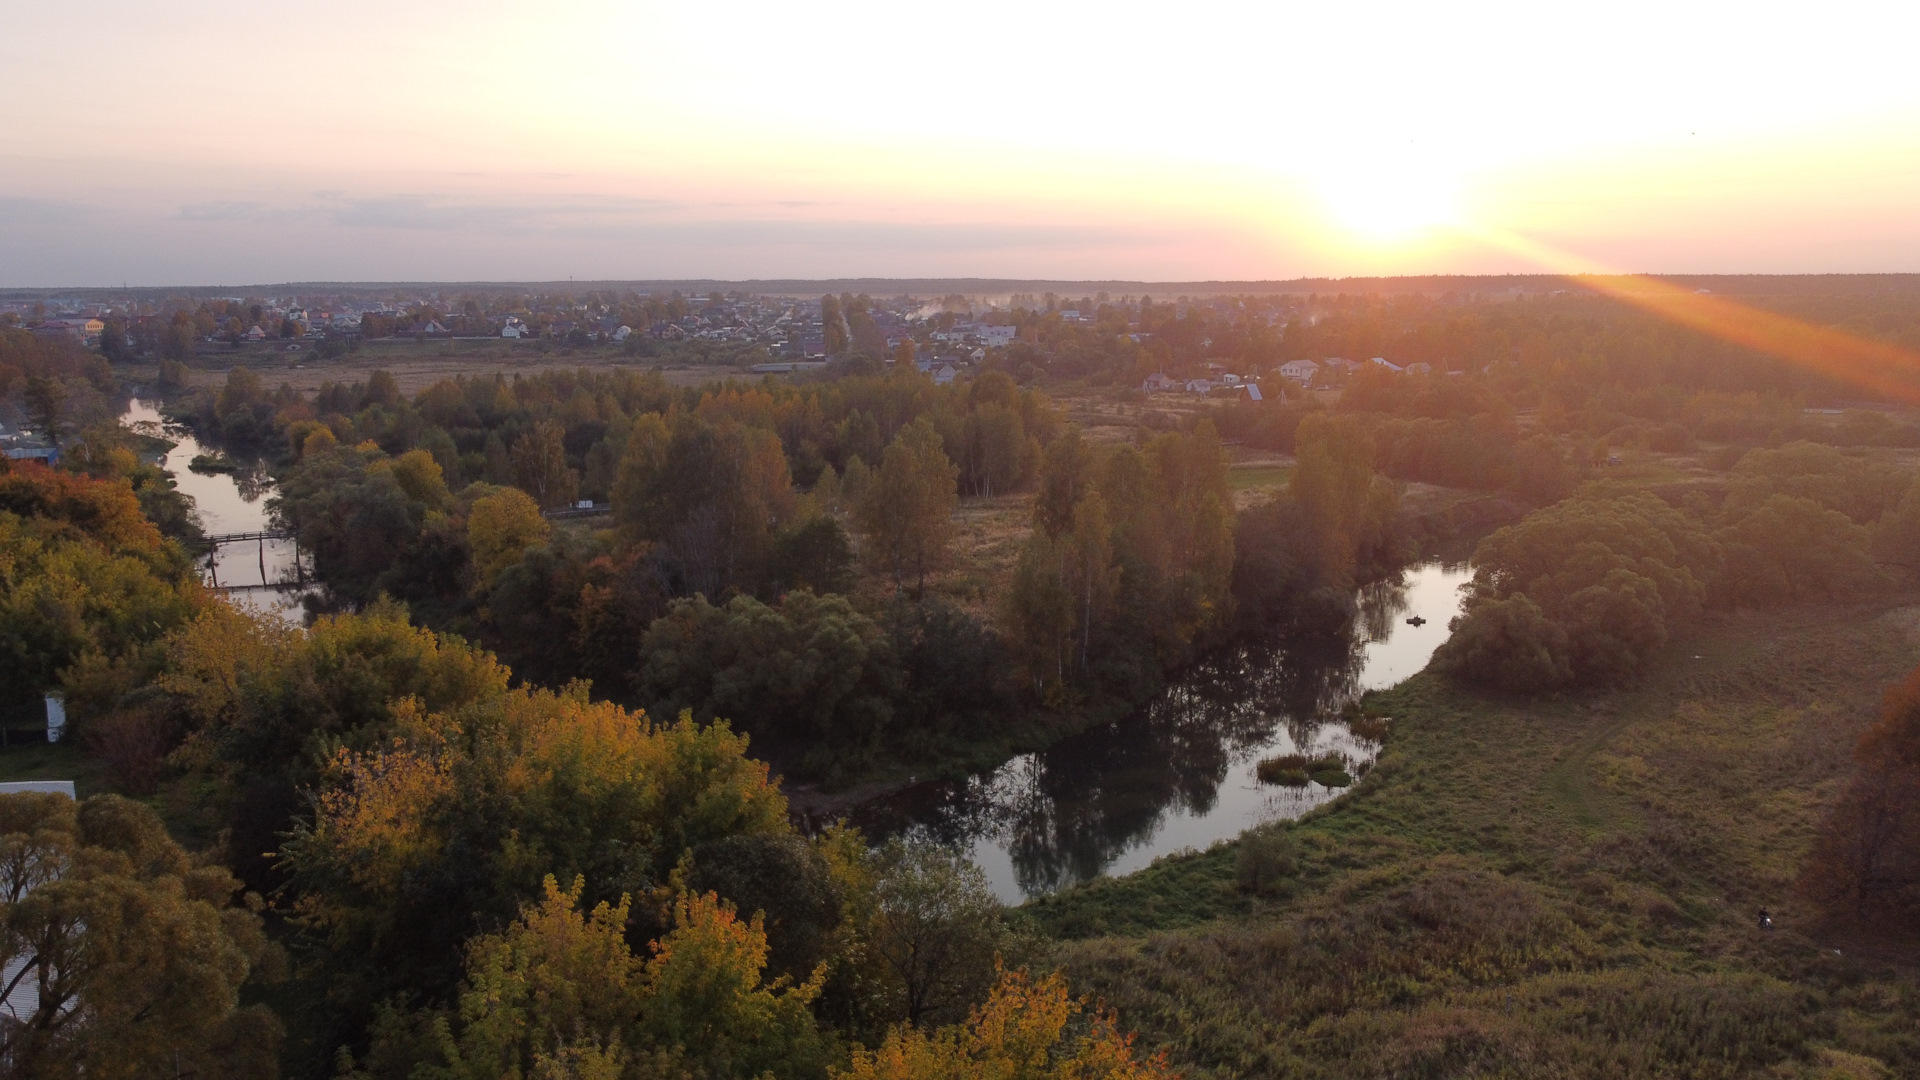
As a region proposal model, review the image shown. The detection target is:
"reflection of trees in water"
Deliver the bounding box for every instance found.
[233,460,274,503]
[1358,570,1415,643]
[856,574,1409,897]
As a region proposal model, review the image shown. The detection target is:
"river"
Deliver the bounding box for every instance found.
[849,562,1472,903]
[115,396,1468,899]
[119,400,312,624]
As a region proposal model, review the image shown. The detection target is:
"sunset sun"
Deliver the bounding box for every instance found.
[1316,171,1461,243]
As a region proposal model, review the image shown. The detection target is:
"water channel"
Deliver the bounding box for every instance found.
[850,562,1472,903]
[119,400,312,624]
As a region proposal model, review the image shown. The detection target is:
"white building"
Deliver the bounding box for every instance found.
[1278,359,1320,384]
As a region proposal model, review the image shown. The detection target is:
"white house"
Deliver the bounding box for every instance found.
[1368,357,1404,373]
[1185,378,1215,394]
[1141,372,1180,393]
[977,325,1018,347]
[932,364,958,386]
[1278,359,1320,384]
[612,325,632,342]
[244,325,267,341]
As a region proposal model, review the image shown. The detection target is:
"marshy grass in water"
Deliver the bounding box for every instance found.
[1257,752,1353,788]
[188,452,239,474]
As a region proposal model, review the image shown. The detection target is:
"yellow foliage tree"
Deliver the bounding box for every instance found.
[468,486,551,589]
[419,877,824,1080]
[837,967,1176,1080]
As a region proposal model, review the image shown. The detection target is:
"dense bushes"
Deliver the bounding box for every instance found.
[1437,442,1906,692]
[636,591,900,779]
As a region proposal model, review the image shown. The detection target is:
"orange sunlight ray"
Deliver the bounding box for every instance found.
[1465,227,1920,404]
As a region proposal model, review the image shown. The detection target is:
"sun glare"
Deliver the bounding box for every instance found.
[1316,171,1461,243]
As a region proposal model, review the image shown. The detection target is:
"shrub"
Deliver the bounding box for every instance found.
[1235,829,1297,895]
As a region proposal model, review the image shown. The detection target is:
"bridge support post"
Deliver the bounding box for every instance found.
[259,537,267,585]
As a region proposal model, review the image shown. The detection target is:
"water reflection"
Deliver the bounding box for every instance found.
[119,400,313,624]
[849,562,1470,903]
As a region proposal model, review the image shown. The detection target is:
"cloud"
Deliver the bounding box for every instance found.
[318,193,685,232]
[178,200,264,221]
[0,197,90,226]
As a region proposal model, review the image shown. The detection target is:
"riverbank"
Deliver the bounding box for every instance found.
[1017,594,1920,1076]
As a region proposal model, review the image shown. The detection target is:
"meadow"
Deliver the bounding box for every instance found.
[1018,595,1920,1077]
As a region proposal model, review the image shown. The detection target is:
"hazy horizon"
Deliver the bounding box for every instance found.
[7,0,1920,286]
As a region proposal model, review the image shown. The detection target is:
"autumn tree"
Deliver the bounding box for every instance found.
[1804,663,1920,924]
[0,465,204,712]
[277,683,788,1015]
[511,419,580,508]
[837,967,1175,1080]
[467,486,551,589]
[857,419,959,596]
[0,793,284,1079]
[822,294,848,356]
[403,877,824,1080]
[613,412,796,597]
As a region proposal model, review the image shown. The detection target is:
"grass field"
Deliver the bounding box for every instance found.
[1019,595,1920,1078]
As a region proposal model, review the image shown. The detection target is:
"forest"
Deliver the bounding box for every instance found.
[4,276,1920,1078]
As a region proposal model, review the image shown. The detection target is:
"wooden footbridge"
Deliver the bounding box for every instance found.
[200,530,305,590]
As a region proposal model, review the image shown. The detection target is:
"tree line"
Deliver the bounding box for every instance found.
[0,452,1176,1079]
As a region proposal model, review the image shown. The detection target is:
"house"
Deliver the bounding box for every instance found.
[1368,357,1403,373]
[977,325,1018,347]
[1406,362,1433,375]
[932,363,958,386]
[1141,372,1180,393]
[612,325,632,342]
[421,320,447,336]
[244,325,267,341]
[1185,378,1215,394]
[1278,359,1320,384]
[501,325,523,339]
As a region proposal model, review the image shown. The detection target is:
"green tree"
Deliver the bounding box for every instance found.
[856,419,958,596]
[1721,493,1884,602]
[636,590,898,779]
[22,375,62,443]
[867,840,1005,1027]
[0,793,284,1080]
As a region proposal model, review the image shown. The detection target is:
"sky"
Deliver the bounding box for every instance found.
[6,0,1920,286]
